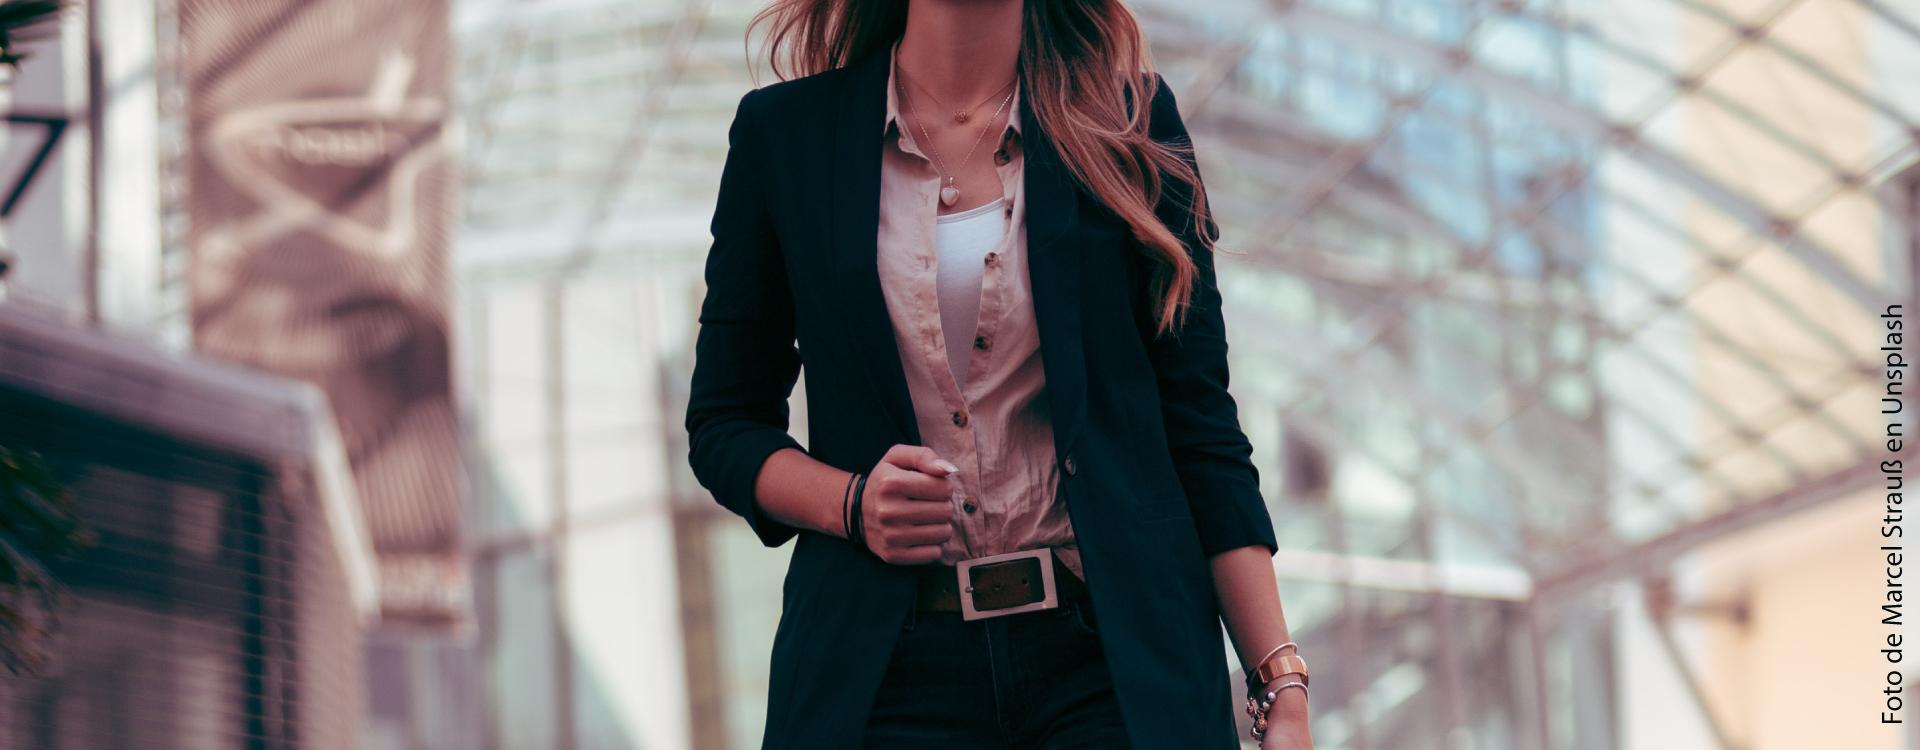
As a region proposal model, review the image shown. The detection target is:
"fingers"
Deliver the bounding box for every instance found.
[863,444,961,565]
[885,522,954,548]
[870,468,951,502]
[862,496,953,553]
[866,520,952,566]
[881,444,959,477]
[873,497,952,526]
[879,544,945,566]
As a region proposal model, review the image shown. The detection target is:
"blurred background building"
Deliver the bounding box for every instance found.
[0,0,1916,749]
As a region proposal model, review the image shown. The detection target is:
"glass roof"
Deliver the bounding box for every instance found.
[1136,0,1908,582]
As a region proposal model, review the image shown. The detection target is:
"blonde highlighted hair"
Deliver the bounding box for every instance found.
[749,0,1216,336]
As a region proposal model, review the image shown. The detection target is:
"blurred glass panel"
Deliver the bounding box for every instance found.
[566,520,686,750]
[1710,14,1890,174]
[1385,0,1474,47]
[487,550,559,749]
[1476,13,1570,92]
[1638,95,1835,216]
[559,280,673,516]
[1297,35,1394,139]
[707,522,792,750]
[476,282,557,535]
[1866,6,1920,134]
[486,447,555,535]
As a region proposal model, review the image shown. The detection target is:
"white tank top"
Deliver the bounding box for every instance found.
[934,198,1010,388]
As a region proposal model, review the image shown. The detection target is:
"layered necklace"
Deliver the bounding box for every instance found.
[898,69,1018,207]
[902,69,1016,125]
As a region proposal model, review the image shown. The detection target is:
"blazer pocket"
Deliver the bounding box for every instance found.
[1134,494,1192,522]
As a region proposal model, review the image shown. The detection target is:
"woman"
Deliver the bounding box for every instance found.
[685,0,1315,747]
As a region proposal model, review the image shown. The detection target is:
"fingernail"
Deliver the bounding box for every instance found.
[934,459,959,474]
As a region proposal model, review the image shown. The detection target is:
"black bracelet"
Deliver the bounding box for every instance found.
[848,472,870,552]
[848,473,864,544]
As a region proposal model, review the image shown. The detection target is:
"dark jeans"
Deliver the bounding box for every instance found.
[863,596,1132,749]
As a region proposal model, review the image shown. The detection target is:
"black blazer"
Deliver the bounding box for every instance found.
[685,50,1278,749]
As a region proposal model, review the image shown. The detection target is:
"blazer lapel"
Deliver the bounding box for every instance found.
[1019,96,1088,460]
[826,52,923,447]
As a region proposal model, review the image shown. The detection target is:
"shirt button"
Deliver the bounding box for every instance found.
[963,502,977,514]
[974,334,991,351]
[1062,455,1078,476]
[952,411,968,427]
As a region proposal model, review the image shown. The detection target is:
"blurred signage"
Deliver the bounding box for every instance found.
[181,0,467,630]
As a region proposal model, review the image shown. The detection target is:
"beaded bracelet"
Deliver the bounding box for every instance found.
[1246,680,1308,741]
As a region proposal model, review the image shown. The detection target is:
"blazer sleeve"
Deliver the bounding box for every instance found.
[1140,74,1280,558]
[684,88,806,548]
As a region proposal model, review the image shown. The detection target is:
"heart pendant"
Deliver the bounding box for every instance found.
[954,112,970,124]
[940,186,960,206]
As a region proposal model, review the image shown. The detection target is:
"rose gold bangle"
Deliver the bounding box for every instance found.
[1247,641,1297,673]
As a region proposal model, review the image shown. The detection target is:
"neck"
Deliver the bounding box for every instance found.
[897,0,1022,106]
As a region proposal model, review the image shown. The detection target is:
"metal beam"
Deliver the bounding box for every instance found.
[1270,547,1533,601]
[1644,580,1746,750]
[1532,458,1880,605]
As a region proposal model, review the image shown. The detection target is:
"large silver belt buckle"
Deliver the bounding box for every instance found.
[956,548,1058,622]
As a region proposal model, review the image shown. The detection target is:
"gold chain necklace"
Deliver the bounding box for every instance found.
[900,76,1017,208]
[900,68,1015,125]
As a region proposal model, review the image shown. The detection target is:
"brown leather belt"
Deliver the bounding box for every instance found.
[914,548,1087,619]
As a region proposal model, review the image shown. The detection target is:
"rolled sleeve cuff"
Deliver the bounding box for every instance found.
[1186,474,1279,558]
[716,428,805,548]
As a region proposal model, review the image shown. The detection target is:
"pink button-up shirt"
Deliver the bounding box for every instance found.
[875,50,1082,580]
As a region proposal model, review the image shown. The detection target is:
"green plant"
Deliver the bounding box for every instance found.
[0,445,92,675]
[0,0,63,70]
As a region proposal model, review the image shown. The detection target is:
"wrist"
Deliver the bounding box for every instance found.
[836,471,860,541]
[843,471,870,551]
[1243,643,1310,742]
[1243,640,1297,674]
[1260,677,1310,712]
[1245,643,1307,691]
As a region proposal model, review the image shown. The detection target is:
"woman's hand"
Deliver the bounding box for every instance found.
[859,445,959,564]
[1257,687,1313,750]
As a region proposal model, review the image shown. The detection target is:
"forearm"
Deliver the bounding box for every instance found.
[1212,545,1291,668]
[751,446,856,538]
[1212,545,1309,715]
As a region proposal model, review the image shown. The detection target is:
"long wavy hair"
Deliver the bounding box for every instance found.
[749,0,1215,336]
